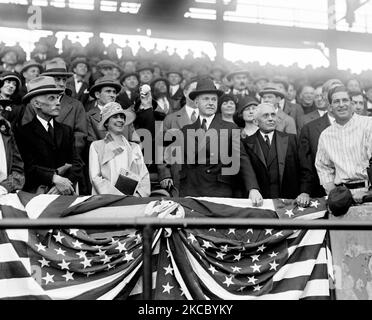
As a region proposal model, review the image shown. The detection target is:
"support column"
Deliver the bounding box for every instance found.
[327,0,338,69]
[215,0,224,61]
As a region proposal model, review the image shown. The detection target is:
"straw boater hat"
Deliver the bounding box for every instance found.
[22,76,64,103]
[0,71,22,91]
[20,59,43,75]
[258,86,285,99]
[188,77,224,100]
[89,75,122,98]
[98,102,136,130]
[41,58,73,77]
[226,69,251,81]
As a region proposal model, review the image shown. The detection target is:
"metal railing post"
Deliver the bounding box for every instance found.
[142,224,153,300]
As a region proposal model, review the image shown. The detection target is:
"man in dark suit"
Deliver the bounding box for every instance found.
[242,103,301,200]
[167,69,184,111]
[66,57,90,108]
[297,84,328,133]
[226,69,257,108]
[16,76,82,195]
[298,113,332,200]
[171,78,263,204]
[272,78,304,130]
[157,77,199,190]
[117,72,139,109]
[22,58,88,159]
[297,79,341,203]
[0,115,24,194]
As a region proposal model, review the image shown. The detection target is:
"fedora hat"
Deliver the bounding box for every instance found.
[0,71,22,91]
[189,77,224,100]
[42,58,73,77]
[166,69,183,78]
[327,186,355,217]
[22,76,64,103]
[97,59,119,70]
[258,86,285,99]
[226,69,250,81]
[98,102,136,130]
[20,59,43,75]
[89,75,122,98]
[136,62,154,73]
[70,57,89,70]
[120,72,139,83]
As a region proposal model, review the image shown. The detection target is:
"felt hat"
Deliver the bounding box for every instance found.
[258,86,285,99]
[22,76,64,103]
[188,77,224,100]
[20,59,43,74]
[89,75,122,98]
[226,69,250,81]
[42,58,73,77]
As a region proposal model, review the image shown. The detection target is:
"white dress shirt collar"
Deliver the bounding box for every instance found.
[199,114,215,130]
[37,115,53,132]
[185,105,198,119]
[318,109,327,117]
[259,130,274,144]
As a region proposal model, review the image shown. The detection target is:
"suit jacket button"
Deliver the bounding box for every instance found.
[206,169,211,173]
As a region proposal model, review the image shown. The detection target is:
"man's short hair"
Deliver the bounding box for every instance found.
[327,85,349,104]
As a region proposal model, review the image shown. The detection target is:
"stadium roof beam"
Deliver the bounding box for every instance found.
[1,3,372,55]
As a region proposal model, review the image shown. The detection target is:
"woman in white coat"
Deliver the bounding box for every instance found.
[89,102,150,197]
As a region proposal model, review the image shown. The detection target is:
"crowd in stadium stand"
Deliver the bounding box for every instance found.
[1,34,372,211]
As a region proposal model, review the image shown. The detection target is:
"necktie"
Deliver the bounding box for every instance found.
[264,134,270,148]
[47,120,55,143]
[201,118,207,131]
[191,110,197,123]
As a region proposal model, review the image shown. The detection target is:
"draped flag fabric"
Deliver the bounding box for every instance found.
[0,192,332,300]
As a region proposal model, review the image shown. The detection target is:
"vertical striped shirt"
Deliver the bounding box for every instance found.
[315,114,372,186]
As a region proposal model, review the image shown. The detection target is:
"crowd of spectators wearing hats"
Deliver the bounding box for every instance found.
[1,34,372,215]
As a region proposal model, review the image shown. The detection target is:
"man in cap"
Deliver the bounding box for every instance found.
[136,62,154,85]
[167,69,183,111]
[315,85,372,203]
[66,57,90,106]
[15,76,82,195]
[171,77,263,204]
[258,86,297,135]
[226,69,257,108]
[91,59,120,84]
[0,71,24,130]
[242,103,302,200]
[21,59,43,85]
[117,72,139,109]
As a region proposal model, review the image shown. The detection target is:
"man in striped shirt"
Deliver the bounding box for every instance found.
[315,85,372,202]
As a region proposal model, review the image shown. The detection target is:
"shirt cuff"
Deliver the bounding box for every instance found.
[0,186,8,195]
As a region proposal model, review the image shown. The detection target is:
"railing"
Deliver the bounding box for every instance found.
[2,217,372,299]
